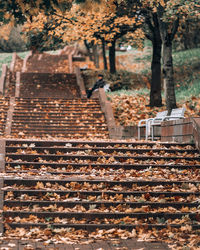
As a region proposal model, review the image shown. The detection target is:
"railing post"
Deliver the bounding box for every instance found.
[68,53,73,73]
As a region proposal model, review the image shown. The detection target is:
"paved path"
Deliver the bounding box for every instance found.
[0,239,169,250]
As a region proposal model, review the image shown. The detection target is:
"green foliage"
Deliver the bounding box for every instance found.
[0,53,12,75]
[104,70,146,91]
[116,44,152,75]
[172,48,200,103]
[26,29,64,52]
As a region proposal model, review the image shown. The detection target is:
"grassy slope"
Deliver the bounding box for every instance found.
[108,47,200,125]
[0,47,199,126]
[113,47,200,101]
[0,52,28,75]
[173,48,200,102]
[0,47,200,102]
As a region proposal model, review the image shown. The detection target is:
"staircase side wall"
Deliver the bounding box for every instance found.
[98,88,139,139]
[192,117,200,151]
[161,118,194,143]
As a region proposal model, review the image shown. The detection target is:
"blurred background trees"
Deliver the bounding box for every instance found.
[0,0,199,110]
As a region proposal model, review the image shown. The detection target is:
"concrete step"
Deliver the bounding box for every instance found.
[2,140,199,238]
[11,98,108,139]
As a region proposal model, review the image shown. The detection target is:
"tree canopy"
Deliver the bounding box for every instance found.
[0,0,72,23]
[1,0,200,108]
[22,1,144,72]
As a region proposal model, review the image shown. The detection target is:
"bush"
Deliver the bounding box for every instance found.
[82,69,149,91]
[0,26,26,52]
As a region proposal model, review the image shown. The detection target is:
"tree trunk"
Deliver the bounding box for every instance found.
[150,40,162,107]
[109,40,116,74]
[84,40,93,61]
[162,36,177,113]
[101,39,108,70]
[93,44,100,68]
[158,15,179,113]
[150,16,162,107]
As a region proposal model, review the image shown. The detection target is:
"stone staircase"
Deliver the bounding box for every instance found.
[11,98,109,139]
[2,139,200,244]
[25,53,69,73]
[6,62,110,139]
[1,50,200,247]
[19,73,80,99]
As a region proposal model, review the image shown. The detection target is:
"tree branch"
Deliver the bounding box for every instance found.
[170,17,179,41]
[145,33,153,41]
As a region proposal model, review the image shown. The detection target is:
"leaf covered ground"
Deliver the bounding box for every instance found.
[109,93,200,126]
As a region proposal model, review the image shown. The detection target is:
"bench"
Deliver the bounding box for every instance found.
[150,107,186,140]
[138,107,186,141]
[138,110,168,140]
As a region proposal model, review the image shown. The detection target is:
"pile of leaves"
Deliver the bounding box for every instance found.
[109,93,200,126]
[184,96,200,117]
[110,94,164,126]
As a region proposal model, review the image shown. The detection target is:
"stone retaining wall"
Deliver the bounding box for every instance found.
[161,117,200,151]
[161,118,193,143]
[191,117,200,151]
[97,88,140,139]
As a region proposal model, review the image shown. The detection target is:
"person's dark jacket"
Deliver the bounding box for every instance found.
[92,78,106,90]
[87,78,106,98]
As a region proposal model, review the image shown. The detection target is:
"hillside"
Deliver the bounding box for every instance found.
[0,47,200,127]
[107,47,200,126]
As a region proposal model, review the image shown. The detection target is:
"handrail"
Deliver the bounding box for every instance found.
[68,48,77,73]
[68,53,73,73]
[15,72,21,98]
[10,52,16,72]
[22,51,32,72]
[75,67,87,98]
[98,88,117,138]
[5,97,15,136]
[0,64,8,95]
